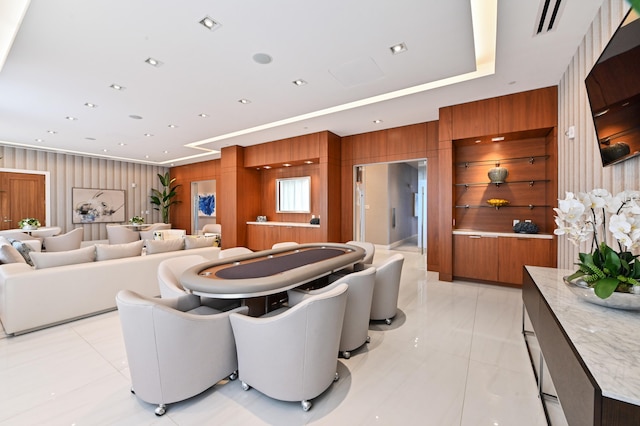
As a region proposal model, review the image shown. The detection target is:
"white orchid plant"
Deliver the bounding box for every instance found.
[554,188,640,299]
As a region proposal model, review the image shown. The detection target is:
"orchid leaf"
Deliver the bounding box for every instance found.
[594,278,620,299]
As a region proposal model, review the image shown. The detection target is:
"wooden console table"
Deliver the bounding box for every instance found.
[523,266,640,425]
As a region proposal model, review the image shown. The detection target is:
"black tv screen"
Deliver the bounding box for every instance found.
[585,9,640,167]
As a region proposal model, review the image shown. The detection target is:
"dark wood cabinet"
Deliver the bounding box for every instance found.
[453,235,499,282]
[246,224,321,251]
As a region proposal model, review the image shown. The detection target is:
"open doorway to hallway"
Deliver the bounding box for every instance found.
[353,159,427,256]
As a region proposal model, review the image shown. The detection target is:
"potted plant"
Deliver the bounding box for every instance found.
[129,216,145,225]
[18,218,41,230]
[149,172,181,224]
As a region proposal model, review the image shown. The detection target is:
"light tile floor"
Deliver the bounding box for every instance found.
[0,249,562,425]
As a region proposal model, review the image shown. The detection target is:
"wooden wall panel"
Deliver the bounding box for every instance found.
[499,86,558,133]
[259,164,320,223]
[171,159,220,232]
[451,97,500,140]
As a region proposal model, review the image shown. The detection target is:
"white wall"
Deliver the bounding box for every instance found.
[0,145,167,241]
[557,0,635,268]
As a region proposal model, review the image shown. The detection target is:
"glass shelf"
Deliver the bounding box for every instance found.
[455,204,550,210]
[454,179,550,188]
[456,155,549,168]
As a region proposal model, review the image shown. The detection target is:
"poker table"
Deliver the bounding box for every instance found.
[180,243,365,299]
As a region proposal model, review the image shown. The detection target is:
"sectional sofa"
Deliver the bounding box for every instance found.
[0,237,220,335]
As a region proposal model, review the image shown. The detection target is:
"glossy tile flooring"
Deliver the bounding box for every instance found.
[0,249,558,425]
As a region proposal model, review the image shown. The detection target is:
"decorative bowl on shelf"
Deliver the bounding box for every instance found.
[563,276,640,311]
[486,198,509,208]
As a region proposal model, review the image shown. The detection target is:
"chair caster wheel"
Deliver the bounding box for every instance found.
[385,318,392,325]
[334,372,340,382]
[302,400,312,411]
[155,404,166,416]
[229,371,238,381]
[366,335,371,343]
[341,351,351,359]
[241,381,251,391]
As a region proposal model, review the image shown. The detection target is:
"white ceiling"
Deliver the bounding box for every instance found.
[0,0,607,166]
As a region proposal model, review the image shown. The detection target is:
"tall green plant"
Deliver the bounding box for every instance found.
[149,172,181,224]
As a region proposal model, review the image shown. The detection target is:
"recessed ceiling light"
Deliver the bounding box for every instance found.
[491,136,505,142]
[163,150,169,154]
[144,155,149,159]
[283,163,292,167]
[263,165,272,169]
[168,124,178,128]
[84,102,97,108]
[292,79,307,86]
[252,53,273,64]
[198,113,208,118]
[118,142,126,146]
[129,115,143,120]
[390,42,408,55]
[35,138,43,142]
[304,160,313,164]
[110,84,125,90]
[66,116,77,121]
[47,130,56,134]
[145,57,163,67]
[199,16,221,31]
[373,119,383,124]
[144,133,153,137]
[238,99,251,104]
[475,139,482,143]
[102,149,108,152]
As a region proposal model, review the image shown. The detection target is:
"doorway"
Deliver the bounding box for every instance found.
[0,169,50,230]
[354,160,427,255]
[191,180,217,234]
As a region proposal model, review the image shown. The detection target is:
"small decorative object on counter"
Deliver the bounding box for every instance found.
[18,218,41,230]
[513,221,539,234]
[256,216,267,222]
[486,198,509,209]
[129,216,145,225]
[488,162,508,184]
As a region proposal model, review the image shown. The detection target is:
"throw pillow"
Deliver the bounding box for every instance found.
[30,246,96,269]
[96,240,144,261]
[184,235,217,249]
[0,244,27,264]
[145,238,184,254]
[8,238,34,266]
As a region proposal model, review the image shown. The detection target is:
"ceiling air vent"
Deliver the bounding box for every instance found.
[534,0,565,35]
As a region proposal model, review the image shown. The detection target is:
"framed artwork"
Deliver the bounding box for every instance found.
[72,188,125,223]
[198,193,216,217]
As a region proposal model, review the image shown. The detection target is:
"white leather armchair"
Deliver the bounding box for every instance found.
[218,247,252,259]
[116,290,248,416]
[138,223,171,240]
[271,241,298,249]
[43,228,83,252]
[370,253,404,325]
[229,283,348,411]
[202,223,221,234]
[288,266,376,359]
[106,225,140,244]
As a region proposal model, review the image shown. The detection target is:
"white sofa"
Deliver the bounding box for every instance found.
[0,246,220,335]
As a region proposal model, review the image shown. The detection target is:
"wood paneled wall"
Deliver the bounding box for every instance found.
[0,146,167,241]
[557,0,635,269]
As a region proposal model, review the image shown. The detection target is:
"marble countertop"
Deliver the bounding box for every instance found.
[453,229,553,239]
[246,221,320,228]
[526,266,640,406]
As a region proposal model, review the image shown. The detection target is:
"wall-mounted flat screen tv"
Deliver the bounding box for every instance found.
[585,9,640,167]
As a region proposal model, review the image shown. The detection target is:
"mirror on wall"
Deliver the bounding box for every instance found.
[276,176,310,213]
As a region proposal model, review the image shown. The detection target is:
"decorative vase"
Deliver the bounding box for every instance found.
[488,165,508,184]
[22,225,38,230]
[563,276,640,311]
